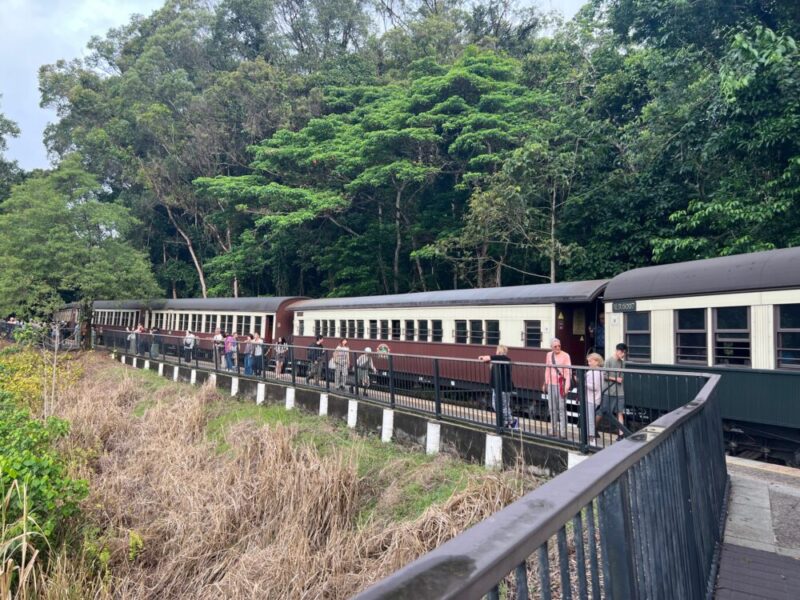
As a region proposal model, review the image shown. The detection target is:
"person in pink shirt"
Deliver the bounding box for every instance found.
[543,338,572,437]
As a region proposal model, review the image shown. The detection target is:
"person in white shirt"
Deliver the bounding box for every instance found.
[584,352,604,444]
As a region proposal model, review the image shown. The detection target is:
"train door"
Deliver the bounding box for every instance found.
[554,301,603,362]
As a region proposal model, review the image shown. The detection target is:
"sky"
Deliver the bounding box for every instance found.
[0,0,585,171]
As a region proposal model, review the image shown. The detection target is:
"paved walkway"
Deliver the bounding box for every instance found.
[715,457,800,599]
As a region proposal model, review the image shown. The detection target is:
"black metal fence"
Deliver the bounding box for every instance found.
[98,331,709,452]
[0,321,82,350]
[355,374,726,600]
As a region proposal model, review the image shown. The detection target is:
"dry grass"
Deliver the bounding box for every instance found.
[39,353,542,599]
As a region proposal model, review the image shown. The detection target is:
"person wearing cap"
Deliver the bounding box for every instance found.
[357,347,377,396]
[603,342,628,437]
[543,337,572,437]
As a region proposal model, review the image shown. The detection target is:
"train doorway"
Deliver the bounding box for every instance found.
[554,300,604,362]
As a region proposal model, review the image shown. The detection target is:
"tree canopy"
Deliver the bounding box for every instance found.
[3,0,798,311]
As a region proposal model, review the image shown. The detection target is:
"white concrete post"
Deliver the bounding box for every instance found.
[426,422,441,455]
[285,387,296,410]
[231,376,239,396]
[319,393,328,416]
[158,363,164,376]
[132,357,137,368]
[347,400,358,428]
[256,382,265,405]
[173,365,179,382]
[485,434,503,469]
[144,359,150,370]
[209,372,216,387]
[381,409,394,443]
[120,355,125,365]
[190,369,197,385]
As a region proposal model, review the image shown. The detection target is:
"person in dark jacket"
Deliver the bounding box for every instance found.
[478,345,516,429]
[306,335,325,385]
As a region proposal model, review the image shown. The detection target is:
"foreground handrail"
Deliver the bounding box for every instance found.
[356,374,723,600]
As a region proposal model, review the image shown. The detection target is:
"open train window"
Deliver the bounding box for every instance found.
[340,320,347,339]
[391,320,401,340]
[321,320,328,337]
[676,309,707,364]
[347,320,355,338]
[298,320,304,336]
[713,307,750,366]
[418,320,429,342]
[369,320,378,339]
[469,320,483,344]
[455,320,468,344]
[777,304,800,370]
[625,312,651,363]
[486,320,500,346]
[431,320,443,342]
[357,320,364,338]
[524,321,542,348]
[254,316,262,336]
[328,320,335,336]
[405,320,415,341]
[314,320,321,336]
[380,320,389,340]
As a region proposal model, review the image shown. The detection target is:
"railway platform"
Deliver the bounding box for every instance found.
[715,457,800,599]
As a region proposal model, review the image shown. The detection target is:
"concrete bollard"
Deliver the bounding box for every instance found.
[158,363,164,376]
[231,376,239,396]
[381,409,394,443]
[173,365,179,382]
[285,387,295,410]
[319,393,328,416]
[347,400,358,428]
[256,382,265,405]
[426,422,441,455]
[484,434,503,469]
[190,369,196,385]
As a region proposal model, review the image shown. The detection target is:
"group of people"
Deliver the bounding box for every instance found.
[480,338,628,443]
[305,336,378,395]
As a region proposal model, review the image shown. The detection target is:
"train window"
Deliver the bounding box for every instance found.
[240,316,252,335]
[469,320,483,344]
[254,316,262,335]
[314,320,321,336]
[405,320,415,340]
[340,320,347,339]
[221,315,233,335]
[321,320,328,337]
[455,320,468,344]
[418,320,429,342]
[486,320,500,346]
[357,320,364,338]
[380,320,389,340]
[369,320,378,339]
[178,314,187,331]
[777,304,800,369]
[714,307,750,366]
[676,309,707,364]
[524,321,542,348]
[391,320,401,340]
[347,320,355,338]
[432,320,443,342]
[329,320,336,337]
[298,320,304,336]
[625,312,651,363]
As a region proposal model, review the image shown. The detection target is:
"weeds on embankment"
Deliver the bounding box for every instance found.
[26,352,543,598]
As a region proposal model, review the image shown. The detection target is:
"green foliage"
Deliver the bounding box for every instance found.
[0,394,88,541]
[0,156,159,318]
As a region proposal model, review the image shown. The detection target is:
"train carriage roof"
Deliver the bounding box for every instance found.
[93,297,304,312]
[604,246,800,301]
[292,280,608,311]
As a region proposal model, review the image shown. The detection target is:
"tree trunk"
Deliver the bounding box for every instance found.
[377,203,390,294]
[550,187,557,283]
[166,206,208,297]
[393,188,402,294]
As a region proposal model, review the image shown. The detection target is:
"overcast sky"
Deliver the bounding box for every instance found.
[0,0,584,171]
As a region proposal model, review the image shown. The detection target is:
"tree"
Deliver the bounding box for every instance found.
[0,97,22,201]
[0,156,159,319]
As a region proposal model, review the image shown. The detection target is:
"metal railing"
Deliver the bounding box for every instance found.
[355,374,726,600]
[1,321,82,350]
[98,331,709,452]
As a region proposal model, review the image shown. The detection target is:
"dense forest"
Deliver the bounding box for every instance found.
[1,0,800,316]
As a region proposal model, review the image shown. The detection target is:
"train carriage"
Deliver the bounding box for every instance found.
[604,246,800,465]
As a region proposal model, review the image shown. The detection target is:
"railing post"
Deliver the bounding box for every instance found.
[354,352,360,396]
[388,354,396,409]
[433,358,441,420]
[325,349,331,392]
[290,346,296,386]
[494,375,503,435]
[577,370,589,453]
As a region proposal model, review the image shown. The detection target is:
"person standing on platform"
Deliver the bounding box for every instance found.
[183,330,196,363]
[544,338,572,437]
[243,334,254,376]
[306,335,325,385]
[275,337,288,375]
[356,348,377,396]
[224,332,237,371]
[333,339,350,390]
[604,343,627,438]
[585,352,604,445]
[213,328,224,370]
[253,332,264,376]
[478,345,516,429]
